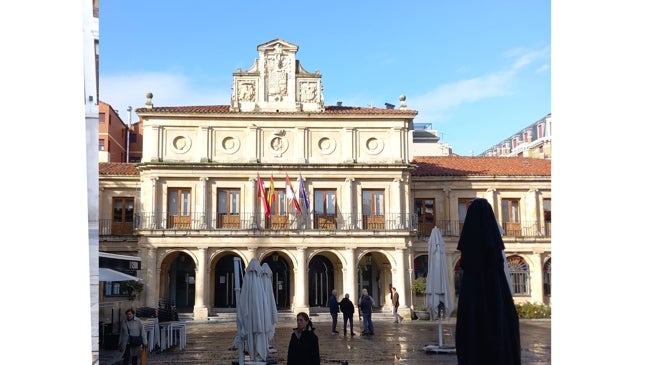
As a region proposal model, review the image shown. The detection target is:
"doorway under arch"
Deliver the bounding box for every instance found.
[308,254,334,307]
[261,253,291,309]
[161,251,196,313]
[213,253,245,308]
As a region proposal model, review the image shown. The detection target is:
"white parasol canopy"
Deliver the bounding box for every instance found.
[424,227,455,352]
[99,268,141,282]
[237,258,277,363]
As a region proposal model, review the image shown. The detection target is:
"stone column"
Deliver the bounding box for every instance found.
[150,177,159,228]
[193,248,209,320]
[144,247,158,308]
[248,178,257,229]
[344,247,357,301]
[294,246,308,314]
[342,127,354,163]
[198,177,208,228]
[199,126,210,162]
[529,251,544,305]
[295,127,306,163]
[392,178,403,228]
[527,188,540,234]
[394,248,406,308]
[345,178,355,229]
[443,187,451,232]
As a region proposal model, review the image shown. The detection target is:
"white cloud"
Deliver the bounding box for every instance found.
[99,72,230,119]
[409,45,549,125]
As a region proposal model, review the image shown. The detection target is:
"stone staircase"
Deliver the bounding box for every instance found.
[202,306,396,323]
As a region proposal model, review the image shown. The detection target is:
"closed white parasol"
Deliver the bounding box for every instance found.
[423,227,455,353]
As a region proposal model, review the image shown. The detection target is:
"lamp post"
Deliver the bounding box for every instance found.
[126,106,132,162]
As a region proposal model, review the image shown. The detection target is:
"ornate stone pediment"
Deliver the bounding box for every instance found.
[231,39,323,112]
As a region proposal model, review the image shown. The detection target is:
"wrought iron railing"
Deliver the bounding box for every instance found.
[99,214,550,238]
[431,220,551,238]
[129,212,418,232]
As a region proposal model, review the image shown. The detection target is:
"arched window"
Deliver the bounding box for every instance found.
[453,259,463,297]
[507,256,530,295]
[413,255,427,279]
[543,258,551,296]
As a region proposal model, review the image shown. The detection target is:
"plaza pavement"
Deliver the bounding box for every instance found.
[129,316,550,365]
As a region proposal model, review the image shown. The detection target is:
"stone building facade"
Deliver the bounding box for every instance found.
[99,39,551,321]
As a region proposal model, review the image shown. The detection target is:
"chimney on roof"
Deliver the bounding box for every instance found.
[145,92,154,109]
[336,101,342,107]
[384,103,395,110]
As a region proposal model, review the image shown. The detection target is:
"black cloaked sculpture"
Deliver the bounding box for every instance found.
[455,198,521,365]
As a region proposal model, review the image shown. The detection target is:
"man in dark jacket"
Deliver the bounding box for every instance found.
[358,288,375,335]
[338,293,356,336]
[328,289,340,335]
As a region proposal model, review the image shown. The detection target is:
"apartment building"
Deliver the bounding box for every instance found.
[479,113,552,159]
[98,39,551,322]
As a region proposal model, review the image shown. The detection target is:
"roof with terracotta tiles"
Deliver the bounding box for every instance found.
[99,163,140,176]
[98,158,550,177]
[135,105,418,116]
[411,156,551,176]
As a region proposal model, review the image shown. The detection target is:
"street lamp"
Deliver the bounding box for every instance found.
[126,106,132,162]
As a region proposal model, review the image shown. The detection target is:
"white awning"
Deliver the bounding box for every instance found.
[99,252,141,262]
[99,268,141,282]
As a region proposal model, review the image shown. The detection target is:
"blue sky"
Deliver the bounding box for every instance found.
[99,0,550,156]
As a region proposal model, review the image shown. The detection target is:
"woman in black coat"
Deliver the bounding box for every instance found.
[455,198,521,365]
[287,312,320,365]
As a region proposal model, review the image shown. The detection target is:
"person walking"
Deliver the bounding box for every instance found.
[118,308,148,365]
[328,289,340,335]
[287,312,321,365]
[391,287,404,323]
[358,288,375,336]
[338,293,356,336]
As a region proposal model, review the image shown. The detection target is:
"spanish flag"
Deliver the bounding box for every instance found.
[266,174,276,209]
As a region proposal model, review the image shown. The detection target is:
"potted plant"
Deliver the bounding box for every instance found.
[411,277,426,295]
[122,280,144,300]
[413,306,431,320]
[410,277,430,320]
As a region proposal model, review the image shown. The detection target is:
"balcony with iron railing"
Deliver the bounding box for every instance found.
[100,213,550,239]
[136,212,417,231]
[416,220,552,239]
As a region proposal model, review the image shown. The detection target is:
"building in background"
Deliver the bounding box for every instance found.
[98,101,144,163]
[98,39,551,324]
[411,122,454,156]
[479,113,552,159]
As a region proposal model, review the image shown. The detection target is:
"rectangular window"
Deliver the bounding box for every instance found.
[501,198,521,236]
[99,139,105,151]
[268,190,288,229]
[457,198,473,236]
[314,189,337,229]
[104,281,136,297]
[99,112,106,123]
[510,272,530,295]
[362,189,385,229]
[168,188,191,228]
[415,198,435,237]
[111,197,134,234]
[217,189,240,228]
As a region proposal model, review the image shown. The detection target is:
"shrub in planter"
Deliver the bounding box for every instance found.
[411,277,426,294]
[515,302,551,319]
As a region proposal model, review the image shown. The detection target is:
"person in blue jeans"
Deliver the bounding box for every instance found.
[358,288,375,335]
[329,289,340,335]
